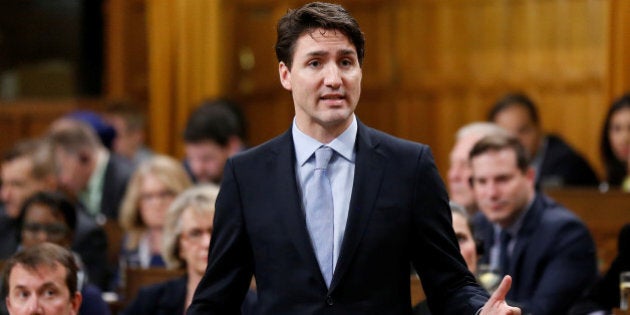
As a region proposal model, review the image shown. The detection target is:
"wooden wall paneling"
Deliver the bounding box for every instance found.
[146,0,176,155]
[104,0,148,103]
[230,1,284,97]
[227,0,294,145]
[609,1,630,98]
[145,0,225,157]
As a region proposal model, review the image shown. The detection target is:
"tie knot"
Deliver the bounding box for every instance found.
[315,146,333,170]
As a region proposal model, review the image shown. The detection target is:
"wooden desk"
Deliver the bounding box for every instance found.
[544,187,630,271]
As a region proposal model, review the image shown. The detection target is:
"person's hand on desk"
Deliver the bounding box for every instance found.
[480,275,521,315]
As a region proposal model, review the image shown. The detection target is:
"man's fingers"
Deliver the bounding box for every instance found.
[490,275,512,302]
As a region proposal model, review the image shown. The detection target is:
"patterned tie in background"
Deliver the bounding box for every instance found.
[305,146,334,287]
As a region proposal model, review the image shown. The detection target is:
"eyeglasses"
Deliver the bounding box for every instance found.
[23,222,69,240]
[181,227,213,243]
[140,190,175,203]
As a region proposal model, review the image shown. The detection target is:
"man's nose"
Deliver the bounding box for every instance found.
[323,65,342,87]
[25,296,43,314]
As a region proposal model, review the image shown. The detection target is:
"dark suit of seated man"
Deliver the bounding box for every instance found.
[470,133,598,315]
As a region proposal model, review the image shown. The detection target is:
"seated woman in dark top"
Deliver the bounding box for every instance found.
[121,184,258,315]
[600,93,630,191]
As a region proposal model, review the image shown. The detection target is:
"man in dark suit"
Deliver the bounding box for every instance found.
[188,2,520,315]
[469,133,598,315]
[488,93,599,189]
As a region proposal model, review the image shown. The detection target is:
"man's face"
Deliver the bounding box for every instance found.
[493,105,541,158]
[470,149,534,227]
[279,28,362,136]
[53,148,92,195]
[6,263,81,315]
[184,140,229,184]
[1,157,52,218]
[447,134,483,211]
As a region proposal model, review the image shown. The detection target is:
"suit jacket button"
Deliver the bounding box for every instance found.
[326,296,334,306]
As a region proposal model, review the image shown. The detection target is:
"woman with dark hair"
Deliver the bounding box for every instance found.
[600,93,630,190]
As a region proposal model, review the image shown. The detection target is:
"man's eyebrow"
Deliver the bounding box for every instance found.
[306,50,328,58]
[37,282,61,292]
[338,49,357,56]
[305,49,357,58]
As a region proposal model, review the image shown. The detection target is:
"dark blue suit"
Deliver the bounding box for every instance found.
[188,121,489,315]
[475,194,598,314]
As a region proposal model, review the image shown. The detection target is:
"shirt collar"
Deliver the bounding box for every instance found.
[293,115,357,166]
[494,193,535,237]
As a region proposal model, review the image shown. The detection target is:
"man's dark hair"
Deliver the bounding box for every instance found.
[488,92,540,125]
[469,133,531,173]
[275,2,365,69]
[2,243,79,299]
[183,98,246,146]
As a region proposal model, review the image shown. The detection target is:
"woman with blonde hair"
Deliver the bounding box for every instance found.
[117,154,192,284]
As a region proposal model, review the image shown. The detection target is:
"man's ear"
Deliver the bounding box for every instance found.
[70,291,82,314]
[279,62,292,91]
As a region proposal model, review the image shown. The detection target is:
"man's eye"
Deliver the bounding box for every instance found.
[44,289,57,298]
[16,291,29,299]
[308,60,320,67]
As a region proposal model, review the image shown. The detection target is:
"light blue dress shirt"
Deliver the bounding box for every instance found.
[293,116,357,272]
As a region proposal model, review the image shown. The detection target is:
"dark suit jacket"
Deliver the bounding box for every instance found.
[100,153,133,220]
[475,194,598,315]
[537,135,599,188]
[0,211,19,259]
[123,276,259,315]
[188,121,488,315]
[569,223,630,314]
[72,206,109,290]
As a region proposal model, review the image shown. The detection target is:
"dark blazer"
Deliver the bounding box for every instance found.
[188,121,488,315]
[0,211,19,259]
[123,276,259,315]
[100,153,134,220]
[537,135,599,188]
[72,206,109,290]
[122,276,187,315]
[475,194,598,315]
[569,223,630,314]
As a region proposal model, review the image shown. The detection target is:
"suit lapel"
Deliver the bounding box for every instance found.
[270,131,326,284]
[330,123,386,291]
[508,195,543,277]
